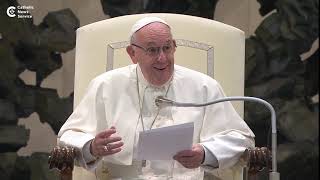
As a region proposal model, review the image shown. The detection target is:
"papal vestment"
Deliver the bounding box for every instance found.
[58,64,255,179]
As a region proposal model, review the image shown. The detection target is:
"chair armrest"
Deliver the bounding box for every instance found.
[48,146,272,179]
[243,147,272,175]
[48,146,77,180]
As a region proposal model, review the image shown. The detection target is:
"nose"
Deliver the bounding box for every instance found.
[156,49,167,62]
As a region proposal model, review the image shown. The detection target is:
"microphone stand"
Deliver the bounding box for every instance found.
[155,96,280,180]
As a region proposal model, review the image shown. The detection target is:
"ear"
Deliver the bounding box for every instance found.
[172,40,177,53]
[126,46,138,64]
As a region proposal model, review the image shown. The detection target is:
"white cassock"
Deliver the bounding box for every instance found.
[58,64,255,180]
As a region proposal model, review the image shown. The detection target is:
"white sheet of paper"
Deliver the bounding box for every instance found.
[136,122,194,160]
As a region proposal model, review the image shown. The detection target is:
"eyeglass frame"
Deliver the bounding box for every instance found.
[130,41,176,57]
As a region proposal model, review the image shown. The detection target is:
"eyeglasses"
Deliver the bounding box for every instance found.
[131,43,174,57]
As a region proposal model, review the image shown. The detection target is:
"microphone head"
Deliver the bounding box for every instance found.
[155,96,174,108]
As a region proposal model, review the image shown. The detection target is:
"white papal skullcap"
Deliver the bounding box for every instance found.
[129,16,169,40]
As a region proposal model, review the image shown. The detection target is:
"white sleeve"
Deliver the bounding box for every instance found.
[200,144,218,168]
[58,78,106,170]
[200,80,255,170]
[83,140,96,162]
[201,131,254,169]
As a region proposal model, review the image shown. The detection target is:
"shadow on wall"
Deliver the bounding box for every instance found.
[0,0,76,179]
[244,0,319,179]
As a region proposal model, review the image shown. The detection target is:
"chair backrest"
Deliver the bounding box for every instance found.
[72,13,245,180]
[74,13,245,116]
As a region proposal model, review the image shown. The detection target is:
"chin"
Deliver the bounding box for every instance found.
[156,76,172,86]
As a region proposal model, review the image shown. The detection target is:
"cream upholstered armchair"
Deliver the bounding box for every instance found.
[49,13,271,180]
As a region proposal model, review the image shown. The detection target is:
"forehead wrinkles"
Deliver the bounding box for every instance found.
[135,23,172,44]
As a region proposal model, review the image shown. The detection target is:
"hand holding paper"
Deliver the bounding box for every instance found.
[136,122,194,160]
[173,143,205,169]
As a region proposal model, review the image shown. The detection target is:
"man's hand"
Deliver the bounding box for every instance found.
[90,126,124,157]
[173,144,204,169]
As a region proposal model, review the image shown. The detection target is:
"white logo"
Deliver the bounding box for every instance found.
[7,6,16,17]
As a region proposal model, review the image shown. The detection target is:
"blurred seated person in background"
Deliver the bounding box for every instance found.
[58,16,255,179]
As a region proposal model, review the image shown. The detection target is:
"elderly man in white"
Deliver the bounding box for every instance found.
[58,17,255,180]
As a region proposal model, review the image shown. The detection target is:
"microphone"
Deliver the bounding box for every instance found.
[155,96,280,180]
